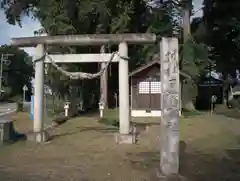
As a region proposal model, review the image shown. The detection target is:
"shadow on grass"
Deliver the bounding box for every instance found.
[213,105,240,119]
[182,109,203,118]
[0,120,27,146]
[126,141,240,181]
[215,109,240,119]
[1,133,27,146]
[52,126,118,139]
[98,117,159,132]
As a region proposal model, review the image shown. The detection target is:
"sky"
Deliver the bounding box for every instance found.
[193,0,203,17]
[0,10,41,55]
[0,0,203,56]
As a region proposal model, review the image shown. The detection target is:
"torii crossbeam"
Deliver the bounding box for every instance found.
[11,34,157,46]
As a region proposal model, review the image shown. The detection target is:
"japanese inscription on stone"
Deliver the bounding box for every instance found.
[160,37,180,175]
[161,47,179,130]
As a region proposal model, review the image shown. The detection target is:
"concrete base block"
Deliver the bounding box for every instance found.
[26,130,50,143]
[145,125,150,133]
[115,133,136,144]
[157,175,188,181]
[156,169,188,181]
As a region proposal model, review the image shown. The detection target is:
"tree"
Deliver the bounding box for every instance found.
[203,0,240,76]
[3,0,210,111]
[2,0,174,110]
[156,0,209,110]
[0,45,33,100]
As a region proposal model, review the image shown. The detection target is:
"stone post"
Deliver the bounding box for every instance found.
[160,38,180,175]
[34,44,45,142]
[116,42,135,144]
[100,45,108,108]
[118,42,130,134]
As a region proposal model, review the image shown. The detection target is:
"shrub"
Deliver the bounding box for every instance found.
[17,100,23,112]
[98,118,119,127]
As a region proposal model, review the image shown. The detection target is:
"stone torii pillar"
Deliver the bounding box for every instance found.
[116,42,131,143]
[100,45,108,109]
[34,44,45,142]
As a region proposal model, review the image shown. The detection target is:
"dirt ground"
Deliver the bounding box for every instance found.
[1,111,240,181]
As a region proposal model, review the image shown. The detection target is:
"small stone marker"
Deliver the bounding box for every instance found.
[64,102,70,117]
[98,101,104,118]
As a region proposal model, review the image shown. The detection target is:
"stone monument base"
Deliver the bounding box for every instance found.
[26,130,51,143]
[115,133,136,144]
[156,169,188,181]
[157,174,188,181]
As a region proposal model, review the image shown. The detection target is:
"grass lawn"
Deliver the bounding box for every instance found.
[0,110,240,180]
[215,104,240,119]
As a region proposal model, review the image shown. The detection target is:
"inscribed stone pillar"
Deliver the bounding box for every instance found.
[160,38,180,175]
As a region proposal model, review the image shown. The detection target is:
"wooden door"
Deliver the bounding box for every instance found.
[137,78,151,110]
[150,76,161,110]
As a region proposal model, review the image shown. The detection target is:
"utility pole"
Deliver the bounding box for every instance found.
[0,54,4,97]
[0,53,12,98]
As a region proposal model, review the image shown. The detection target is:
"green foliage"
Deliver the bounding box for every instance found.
[1,86,12,100]
[9,95,22,102]
[98,117,119,127]
[0,45,33,100]
[17,100,24,112]
[181,37,209,80]
[2,0,174,109]
[180,34,209,110]
[203,0,240,75]
[182,108,202,117]
[191,17,207,42]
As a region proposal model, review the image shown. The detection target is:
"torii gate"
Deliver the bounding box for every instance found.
[11,34,180,176]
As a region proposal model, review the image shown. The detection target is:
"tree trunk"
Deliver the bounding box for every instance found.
[182,99,195,111]
[181,1,195,111]
[69,86,78,117]
[182,82,196,111]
